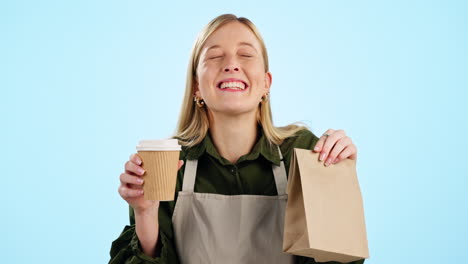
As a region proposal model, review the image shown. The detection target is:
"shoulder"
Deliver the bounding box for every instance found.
[173,135,207,161]
[280,127,320,152]
[180,145,189,160]
[174,138,195,161]
[280,127,320,172]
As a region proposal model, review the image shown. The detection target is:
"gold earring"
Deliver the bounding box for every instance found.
[260,93,269,103]
[194,96,205,107]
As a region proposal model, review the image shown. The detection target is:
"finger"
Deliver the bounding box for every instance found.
[125,160,146,176]
[130,153,142,165]
[319,130,345,162]
[325,137,351,166]
[343,144,357,161]
[178,160,184,170]
[332,145,356,164]
[128,183,143,190]
[118,185,144,199]
[349,147,358,160]
[313,129,335,152]
[120,173,144,186]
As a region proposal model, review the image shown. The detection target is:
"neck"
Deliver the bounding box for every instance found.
[207,110,258,164]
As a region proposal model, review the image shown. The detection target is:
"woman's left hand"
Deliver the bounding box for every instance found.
[312,129,357,166]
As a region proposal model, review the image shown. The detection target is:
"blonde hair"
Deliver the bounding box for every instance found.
[173,14,307,147]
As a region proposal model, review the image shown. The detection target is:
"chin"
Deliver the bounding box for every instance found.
[210,104,256,116]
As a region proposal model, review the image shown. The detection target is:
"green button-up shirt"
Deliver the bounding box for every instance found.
[109,127,365,264]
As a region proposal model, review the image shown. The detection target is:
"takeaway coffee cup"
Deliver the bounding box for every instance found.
[136,139,181,201]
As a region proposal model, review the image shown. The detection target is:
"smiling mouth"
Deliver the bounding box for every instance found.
[217,80,249,91]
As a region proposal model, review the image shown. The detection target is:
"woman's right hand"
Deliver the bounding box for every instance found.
[118,153,184,213]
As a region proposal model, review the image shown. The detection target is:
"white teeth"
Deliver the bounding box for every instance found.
[219,81,246,90]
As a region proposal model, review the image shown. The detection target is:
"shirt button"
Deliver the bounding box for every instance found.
[231,168,235,173]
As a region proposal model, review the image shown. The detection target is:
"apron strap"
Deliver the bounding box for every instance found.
[181,146,288,194]
[272,145,288,196]
[182,159,198,192]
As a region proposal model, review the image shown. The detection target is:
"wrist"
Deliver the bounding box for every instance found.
[133,203,160,216]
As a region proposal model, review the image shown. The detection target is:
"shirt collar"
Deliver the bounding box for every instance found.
[185,126,281,166]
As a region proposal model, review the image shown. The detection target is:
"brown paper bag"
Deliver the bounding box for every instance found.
[283,148,369,263]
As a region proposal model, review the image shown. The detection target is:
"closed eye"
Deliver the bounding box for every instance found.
[209,56,223,59]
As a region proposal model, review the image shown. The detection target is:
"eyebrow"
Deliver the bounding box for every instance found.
[206,42,258,52]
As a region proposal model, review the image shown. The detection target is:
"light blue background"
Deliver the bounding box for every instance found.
[2,0,467,263]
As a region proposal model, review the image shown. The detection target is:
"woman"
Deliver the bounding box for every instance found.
[109,14,362,264]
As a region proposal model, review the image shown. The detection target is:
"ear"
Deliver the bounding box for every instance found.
[264,71,272,94]
[194,76,201,97]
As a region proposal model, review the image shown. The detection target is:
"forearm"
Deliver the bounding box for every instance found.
[134,206,160,258]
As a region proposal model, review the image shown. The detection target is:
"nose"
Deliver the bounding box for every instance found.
[223,65,239,72]
[222,55,241,73]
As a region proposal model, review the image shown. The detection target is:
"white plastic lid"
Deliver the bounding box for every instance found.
[136,139,181,151]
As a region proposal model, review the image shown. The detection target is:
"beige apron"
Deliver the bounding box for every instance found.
[172,146,294,264]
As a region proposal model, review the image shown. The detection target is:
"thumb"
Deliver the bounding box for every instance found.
[177,160,185,170]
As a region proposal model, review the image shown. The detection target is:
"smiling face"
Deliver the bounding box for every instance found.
[195,21,272,116]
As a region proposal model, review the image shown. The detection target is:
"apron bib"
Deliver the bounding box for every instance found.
[172,146,294,264]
